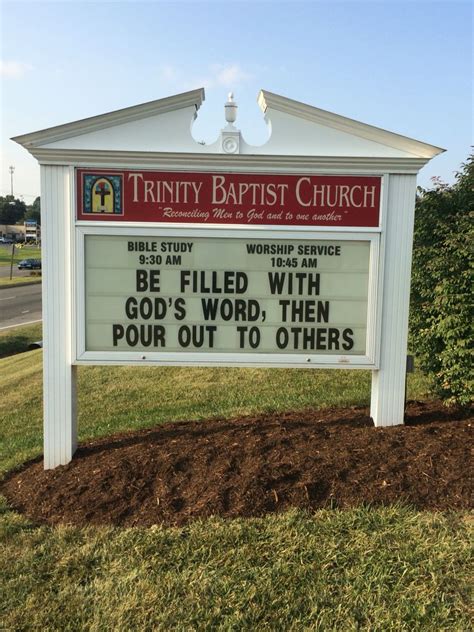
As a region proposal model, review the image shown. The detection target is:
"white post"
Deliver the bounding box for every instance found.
[371,174,417,426]
[41,165,77,468]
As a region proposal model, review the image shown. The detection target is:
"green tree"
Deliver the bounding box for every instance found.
[0,195,26,224]
[25,196,41,224]
[410,153,473,406]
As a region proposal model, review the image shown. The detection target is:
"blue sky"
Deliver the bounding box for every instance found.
[1,0,472,202]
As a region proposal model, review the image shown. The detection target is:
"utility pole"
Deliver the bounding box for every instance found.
[9,165,15,196]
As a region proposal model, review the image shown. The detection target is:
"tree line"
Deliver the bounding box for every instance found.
[0,195,40,225]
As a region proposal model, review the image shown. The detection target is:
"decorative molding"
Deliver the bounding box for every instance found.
[221,130,240,154]
[29,148,431,174]
[12,89,205,148]
[258,90,445,159]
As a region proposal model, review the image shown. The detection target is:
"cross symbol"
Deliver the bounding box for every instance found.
[95,182,111,207]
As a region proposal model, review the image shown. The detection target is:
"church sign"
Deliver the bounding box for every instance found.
[12,88,444,467]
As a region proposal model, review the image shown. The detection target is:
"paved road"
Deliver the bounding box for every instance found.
[0,266,38,278]
[0,283,42,330]
[0,265,39,279]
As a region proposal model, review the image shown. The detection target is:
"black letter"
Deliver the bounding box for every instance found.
[136,269,148,291]
[342,328,354,351]
[174,298,186,320]
[125,297,138,319]
[276,327,289,349]
[112,324,124,346]
[150,270,160,292]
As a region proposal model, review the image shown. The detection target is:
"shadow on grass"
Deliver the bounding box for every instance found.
[0,334,33,359]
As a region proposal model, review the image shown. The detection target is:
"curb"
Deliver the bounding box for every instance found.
[0,280,42,290]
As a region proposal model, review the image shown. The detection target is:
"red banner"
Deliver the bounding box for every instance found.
[76,169,381,227]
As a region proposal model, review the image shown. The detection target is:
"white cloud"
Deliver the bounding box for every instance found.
[159,64,178,82]
[213,64,252,87]
[160,63,253,92]
[0,60,33,79]
[190,75,215,90]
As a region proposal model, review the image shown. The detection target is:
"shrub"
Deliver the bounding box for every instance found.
[410,153,473,406]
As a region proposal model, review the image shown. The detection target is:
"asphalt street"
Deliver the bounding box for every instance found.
[0,266,36,278]
[0,283,42,330]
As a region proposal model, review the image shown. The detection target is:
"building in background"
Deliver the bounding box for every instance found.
[0,222,41,243]
[24,220,40,242]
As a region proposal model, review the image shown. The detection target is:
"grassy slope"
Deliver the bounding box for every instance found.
[0,342,430,475]
[0,343,471,630]
[0,322,43,358]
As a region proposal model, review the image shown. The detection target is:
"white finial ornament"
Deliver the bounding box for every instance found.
[225,92,238,125]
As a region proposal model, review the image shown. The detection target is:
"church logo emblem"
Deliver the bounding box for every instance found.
[82,174,123,215]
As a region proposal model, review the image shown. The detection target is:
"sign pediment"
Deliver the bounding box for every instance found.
[12,88,444,166]
[12,88,205,152]
[255,91,444,159]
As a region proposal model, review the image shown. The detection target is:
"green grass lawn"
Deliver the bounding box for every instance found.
[0,244,41,267]
[2,502,471,631]
[0,330,471,630]
[0,244,42,286]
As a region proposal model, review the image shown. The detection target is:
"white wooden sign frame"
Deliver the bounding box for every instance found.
[37,162,417,470]
[13,88,444,468]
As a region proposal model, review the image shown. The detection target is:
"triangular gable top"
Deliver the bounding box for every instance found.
[12,87,445,163]
[257,90,444,159]
[12,88,205,148]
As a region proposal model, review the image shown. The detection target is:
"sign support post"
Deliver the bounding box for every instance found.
[370,174,417,426]
[41,165,77,468]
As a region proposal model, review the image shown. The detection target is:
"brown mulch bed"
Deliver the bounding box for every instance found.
[2,400,473,528]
